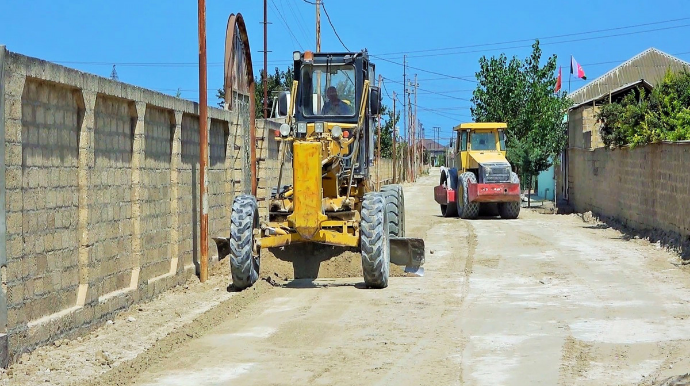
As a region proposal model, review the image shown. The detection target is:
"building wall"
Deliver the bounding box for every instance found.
[568,143,690,237]
[536,164,555,201]
[0,48,265,363]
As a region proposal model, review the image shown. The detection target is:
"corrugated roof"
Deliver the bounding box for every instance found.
[570,79,653,110]
[568,48,690,105]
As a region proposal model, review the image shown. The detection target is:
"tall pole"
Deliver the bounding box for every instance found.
[316,0,321,52]
[407,91,412,182]
[412,74,418,181]
[197,0,208,282]
[392,92,397,184]
[402,55,407,181]
[376,75,382,190]
[263,0,268,119]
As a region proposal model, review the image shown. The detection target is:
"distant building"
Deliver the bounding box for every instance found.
[421,139,447,166]
[556,47,690,202]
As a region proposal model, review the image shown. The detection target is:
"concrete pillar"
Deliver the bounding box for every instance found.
[76,90,97,306]
[129,101,147,289]
[170,111,183,275]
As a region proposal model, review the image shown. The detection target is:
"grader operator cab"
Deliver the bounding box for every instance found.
[222,49,425,290]
[434,123,521,219]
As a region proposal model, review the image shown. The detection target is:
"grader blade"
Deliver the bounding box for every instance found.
[390,237,425,276]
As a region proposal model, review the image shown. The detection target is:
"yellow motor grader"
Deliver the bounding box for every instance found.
[221,49,424,290]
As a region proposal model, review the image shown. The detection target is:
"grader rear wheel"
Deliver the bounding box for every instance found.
[229,194,260,290]
[360,193,390,289]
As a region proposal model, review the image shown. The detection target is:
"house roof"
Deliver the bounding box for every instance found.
[421,139,446,152]
[568,48,690,106]
[570,79,653,110]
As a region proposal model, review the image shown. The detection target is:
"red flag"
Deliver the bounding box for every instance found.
[571,56,587,80]
[555,66,562,92]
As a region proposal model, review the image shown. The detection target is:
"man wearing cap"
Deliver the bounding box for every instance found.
[321,86,352,115]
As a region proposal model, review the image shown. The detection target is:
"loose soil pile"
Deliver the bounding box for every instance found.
[261,243,413,281]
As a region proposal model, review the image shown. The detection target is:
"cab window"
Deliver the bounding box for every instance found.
[460,131,468,151]
[470,132,496,151]
[499,130,506,151]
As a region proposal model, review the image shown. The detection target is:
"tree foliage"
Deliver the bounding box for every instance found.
[471,40,571,191]
[598,69,690,148]
[216,66,293,117]
[375,104,400,159]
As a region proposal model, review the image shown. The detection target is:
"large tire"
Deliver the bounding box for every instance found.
[457,172,480,219]
[440,168,458,217]
[498,172,521,219]
[360,193,390,289]
[381,184,405,237]
[229,194,260,290]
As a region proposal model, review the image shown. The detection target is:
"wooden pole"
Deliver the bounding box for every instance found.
[392,92,397,184]
[376,75,382,190]
[263,0,268,119]
[315,0,321,52]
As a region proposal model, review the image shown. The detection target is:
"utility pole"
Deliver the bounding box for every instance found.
[197,0,209,282]
[392,92,397,184]
[407,90,413,182]
[263,0,268,119]
[402,55,407,181]
[411,75,418,181]
[376,75,382,190]
[315,0,321,52]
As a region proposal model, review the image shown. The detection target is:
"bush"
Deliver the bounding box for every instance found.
[597,69,690,148]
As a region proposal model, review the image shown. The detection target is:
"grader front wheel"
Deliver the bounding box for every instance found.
[360,193,391,289]
[229,194,260,290]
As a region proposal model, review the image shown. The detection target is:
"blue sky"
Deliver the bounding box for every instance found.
[2,0,689,143]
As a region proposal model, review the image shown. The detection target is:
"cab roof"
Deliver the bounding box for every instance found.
[453,122,507,131]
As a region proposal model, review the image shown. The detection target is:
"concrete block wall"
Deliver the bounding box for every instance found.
[568,105,604,150]
[568,143,690,237]
[0,47,257,363]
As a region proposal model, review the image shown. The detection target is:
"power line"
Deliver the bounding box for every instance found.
[383,77,473,101]
[270,0,304,50]
[374,17,690,58]
[49,60,294,67]
[399,23,690,59]
[321,1,350,51]
[281,0,311,46]
[376,56,476,83]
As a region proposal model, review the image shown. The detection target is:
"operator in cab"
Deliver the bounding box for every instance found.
[321,86,353,115]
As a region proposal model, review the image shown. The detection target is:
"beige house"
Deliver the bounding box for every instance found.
[557,48,690,201]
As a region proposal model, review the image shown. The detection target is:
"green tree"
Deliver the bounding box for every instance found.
[471,40,571,206]
[375,104,400,158]
[216,66,293,117]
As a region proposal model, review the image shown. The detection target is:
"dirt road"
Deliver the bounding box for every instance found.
[129,169,690,386]
[4,168,690,385]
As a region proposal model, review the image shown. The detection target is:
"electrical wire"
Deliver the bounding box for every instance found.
[321,1,350,51]
[281,0,311,47]
[374,17,690,57]
[270,0,304,50]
